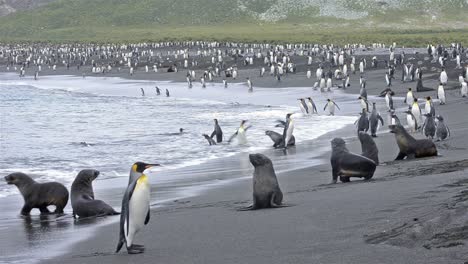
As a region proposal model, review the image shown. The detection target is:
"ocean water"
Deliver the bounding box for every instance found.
[0,73,358,198]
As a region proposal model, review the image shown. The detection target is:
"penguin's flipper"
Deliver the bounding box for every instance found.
[333,102,341,110]
[378,115,384,126]
[144,210,150,225]
[227,132,238,143]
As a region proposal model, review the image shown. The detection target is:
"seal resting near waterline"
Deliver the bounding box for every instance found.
[330,138,376,183]
[389,125,437,160]
[4,172,69,216]
[71,169,119,218]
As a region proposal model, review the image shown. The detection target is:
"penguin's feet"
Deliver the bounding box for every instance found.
[127,245,145,254]
[132,244,145,249]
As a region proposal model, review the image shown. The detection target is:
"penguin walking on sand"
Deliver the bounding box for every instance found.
[326,77,333,91]
[306,69,312,79]
[435,115,450,141]
[247,78,253,93]
[323,99,341,116]
[155,86,161,96]
[437,83,446,105]
[306,97,318,114]
[228,120,251,145]
[210,119,223,143]
[411,98,422,125]
[369,102,384,137]
[358,96,369,112]
[422,114,436,139]
[360,77,367,99]
[223,78,228,88]
[405,110,418,133]
[385,72,392,87]
[385,90,394,111]
[462,81,467,97]
[390,110,401,125]
[440,68,448,85]
[116,162,160,254]
[356,108,369,133]
[319,77,326,92]
[424,96,435,117]
[298,99,309,114]
[404,88,414,108]
[281,113,295,149]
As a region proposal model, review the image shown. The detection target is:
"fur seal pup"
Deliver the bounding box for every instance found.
[265,130,295,148]
[71,169,119,218]
[358,132,379,165]
[242,154,283,210]
[4,172,69,216]
[330,138,376,183]
[389,125,437,160]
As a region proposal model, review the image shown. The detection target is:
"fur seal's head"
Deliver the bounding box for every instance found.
[265,130,274,137]
[4,172,35,186]
[358,131,370,142]
[249,153,272,167]
[74,169,100,185]
[389,124,405,134]
[331,138,347,150]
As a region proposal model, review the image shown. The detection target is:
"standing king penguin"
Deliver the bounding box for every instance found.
[116,162,160,254]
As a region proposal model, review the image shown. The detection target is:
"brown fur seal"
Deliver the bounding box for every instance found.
[71,169,119,218]
[358,132,379,165]
[389,125,437,160]
[330,138,376,183]
[4,172,68,216]
[242,153,283,210]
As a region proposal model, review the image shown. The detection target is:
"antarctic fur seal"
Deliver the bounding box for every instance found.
[330,138,377,183]
[389,125,437,160]
[242,154,283,210]
[358,132,379,165]
[71,169,119,218]
[4,172,69,216]
[265,130,295,148]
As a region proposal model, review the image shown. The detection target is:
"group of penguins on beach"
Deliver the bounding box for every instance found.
[3,41,468,255]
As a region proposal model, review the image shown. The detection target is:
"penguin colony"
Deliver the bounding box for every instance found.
[2,40,466,254]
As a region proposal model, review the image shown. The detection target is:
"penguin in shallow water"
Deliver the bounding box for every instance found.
[116,162,160,254]
[306,97,318,114]
[140,88,145,97]
[298,99,309,114]
[323,99,340,116]
[155,87,160,96]
[281,113,295,149]
[247,78,253,92]
[166,89,170,97]
[228,120,251,145]
[210,119,223,143]
[202,134,217,145]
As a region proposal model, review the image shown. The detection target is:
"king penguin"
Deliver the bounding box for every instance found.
[323,99,340,116]
[404,88,414,107]
[298,99,309,114]
[306,97,318,114]
[281,113,294,149]
[437,83,446,105]
[116,162,160,254]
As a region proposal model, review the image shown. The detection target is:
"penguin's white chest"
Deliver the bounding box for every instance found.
[328,102,335,114]
[285,121,294,143]
[237,127,247,145]
[407,115,415,130]
[406,93,413,106]
[125,179,150,245]
[438,86,445,101]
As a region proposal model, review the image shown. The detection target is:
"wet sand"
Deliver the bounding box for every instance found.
[2,48,468,263]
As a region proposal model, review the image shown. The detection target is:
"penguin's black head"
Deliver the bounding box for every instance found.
[286,113,293,118]
[358,96,362,100]
[179,128,184,133]
[413,98,418,102]
[408,88,412,91]
[436,115,444,121]
[241,120,247,125]
[214,119,218,123]
[132,162,160,173]
[327,99,331,102]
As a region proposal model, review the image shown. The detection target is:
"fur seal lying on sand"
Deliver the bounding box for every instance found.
[71,169,119,218]
[242,154,283,210]
[358,132,380,165]
[389,125,437,160]
[4,172,68,216]
[330,138,376,183]
[265,130,295,148]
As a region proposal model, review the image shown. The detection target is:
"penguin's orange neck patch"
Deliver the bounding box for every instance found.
[137,174,148,185]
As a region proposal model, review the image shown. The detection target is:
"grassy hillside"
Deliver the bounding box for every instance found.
[0,0,467,45]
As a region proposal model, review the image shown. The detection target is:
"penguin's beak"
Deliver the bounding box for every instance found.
[145,164,161,169]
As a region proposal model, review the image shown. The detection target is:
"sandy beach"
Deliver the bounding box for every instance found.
[1,46,468,264]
